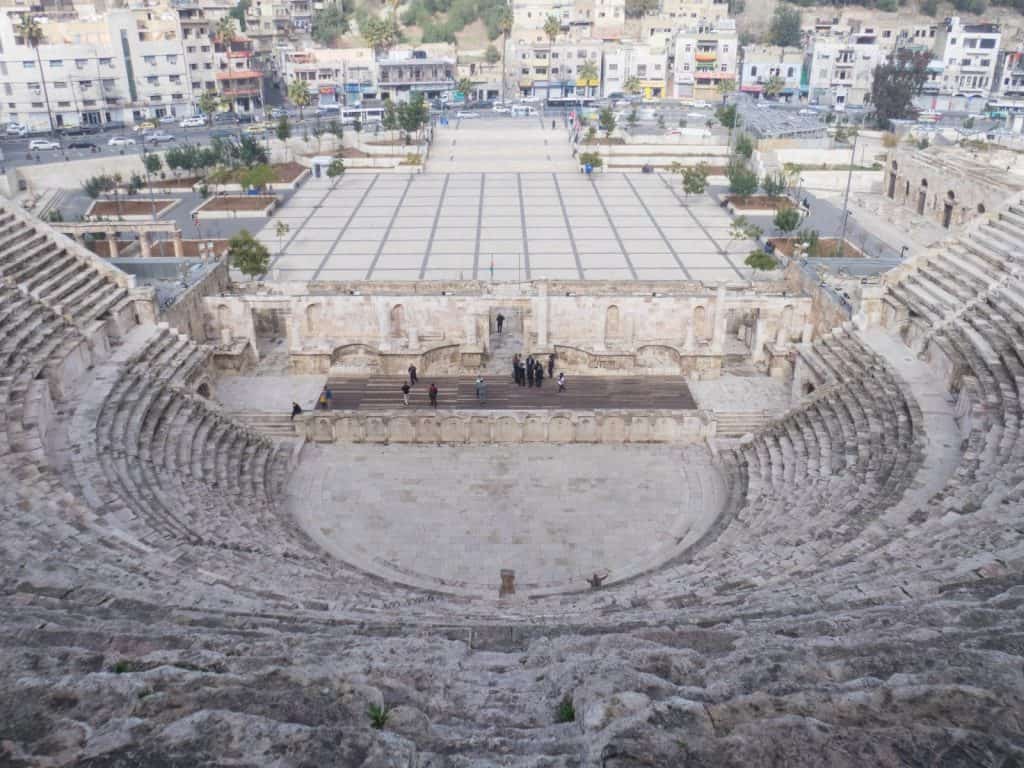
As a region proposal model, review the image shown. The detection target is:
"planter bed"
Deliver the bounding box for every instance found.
[725,195,795,215]
[768,237,863,258]
[178,238,230,257]
[192,195,277,221]
[147,176,202,192]
[207,163,310,193]
[85,198,179,221]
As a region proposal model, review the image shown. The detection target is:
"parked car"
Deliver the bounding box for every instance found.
[236,112,255,124]
[689,99,710,109]
[179,115,207,128]
[107,136,136,147]
[455,110,479,119]
[158,114,177,124]
[798,108,818,116]
[133,120,157,132]
[29,139,61,150]
[58,124,99,136]
[686,112,706,120]
[145,131,175,143]
[269,107,294,119]
[212,112,239,125]
[6,123,29,137]
[67,140,97,150]
[209,128,237,140]
[492,104,511,114]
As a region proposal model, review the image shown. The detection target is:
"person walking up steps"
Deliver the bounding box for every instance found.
[475,376,488,405]
[429,382,438,408]
[401,382,411,406]
[535,363,544,388]
[557,372,566,392]
[408,364,418,386]
[548,353,555,379]
[291,401,303,420]
[496,313,505,334]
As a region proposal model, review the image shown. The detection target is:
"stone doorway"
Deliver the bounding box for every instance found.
[489,307,523,335]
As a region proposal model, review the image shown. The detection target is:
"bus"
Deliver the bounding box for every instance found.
[340,106,385,125]
[546,96,596,109]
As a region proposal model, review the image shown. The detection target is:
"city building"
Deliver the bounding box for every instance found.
[376,49,456,102]
[917,17,1000,113]
[213,32,263,114]
[175,0,229,101]
[739,44,805,101]
[511,38,603,98]
[280,47,377,105]
[672,19,737,101]
[602,42,668,98]
[660,0,729,25]
[806,32,882,109]
[0,8,194,131]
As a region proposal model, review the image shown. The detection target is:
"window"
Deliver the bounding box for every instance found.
[170,74,181,83]
[949,38,956,45]
[27,81,39,89]
[751,65,757,76]
[146,76,159,85]
[57,100,70,107]
[787,67,794,77]
[166,55,177,64]
[200,45,210,52]
[966,38,977,48]
[102,78,116,88]
[551,52,559,59]
[150,94,162,102]
[204,62,212,69]
[608,63,618,71]
[100,57,113,67]
[721,64,728,72]
[23,60,35,69]
[521,67,529,74]
[75,58,88,69]
[187,45,196,53]
[980,38,996,48]
[144,56,156,65]
[552,66,559,73]
[53,81,67,89]
[172,92,183,100]
[49,59,63,67]
[31,101,44,108]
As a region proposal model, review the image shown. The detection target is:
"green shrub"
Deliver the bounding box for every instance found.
[745,249,778,271]
[773,207,801,234]
[555,695,576,723]
[578,151,603,168]
[368,703,391,729]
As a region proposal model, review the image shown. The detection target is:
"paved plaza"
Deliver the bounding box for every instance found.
[286,443,726,594]
[259,172,751,282]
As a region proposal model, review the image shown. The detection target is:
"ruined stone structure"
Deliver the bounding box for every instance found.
[0,192,1022,766]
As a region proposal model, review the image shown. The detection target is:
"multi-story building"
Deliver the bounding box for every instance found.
[739,44,805,102]
[993,49,1024,105]
[602,42,667,97]
[175,0,228,101]
[511,38,602,98]
[806,32,882,109]
[376,49,455,102]
[660,0,729,25]
[672,19,737,101]
[280,47,377,105]
[0,8,194,131]
[917,17,1000,113]
[213,32,263,114]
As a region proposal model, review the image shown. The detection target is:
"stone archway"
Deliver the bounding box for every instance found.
[604,305,622,344]
[390,304,405,338]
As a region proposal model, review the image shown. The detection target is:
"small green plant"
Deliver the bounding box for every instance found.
[745,249,778,271]
[228,229,270,277]
[578,151,603,168]
[555,695,576,723]
[111,660,135,673]
[773,206,801,234]
[585,125,597,143]
[761,172,787,198]
[794,227,820,257]
[368,703,391,729]
[734,133,754,159]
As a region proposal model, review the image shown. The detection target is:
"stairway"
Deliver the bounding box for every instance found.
[713,410,771,437]
[483,328,524,376]
[224,410,301,438]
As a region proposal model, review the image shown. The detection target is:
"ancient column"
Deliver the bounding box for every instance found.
[172,229,185,259]
[139,231,152,258]
[107,231,119,259]
[710,286,727,354]
[683,321,695,352]
[536,281,549,348]
[752,318,767,363]
[464,313,478,345]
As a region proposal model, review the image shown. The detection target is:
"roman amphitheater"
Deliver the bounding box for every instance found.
[1,123,1023,767]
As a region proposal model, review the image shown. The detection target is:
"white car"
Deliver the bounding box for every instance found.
[28,138,60,150]
[492,104,511,114]
[108,136,136,147]
[179,115,206,128]
[798,108,818,116]
[755,102,772,109]
[686,112,706,120]
[6,122,28,137]
[145,130,175,143]
[689,100,710,109]
[456,110,479,119]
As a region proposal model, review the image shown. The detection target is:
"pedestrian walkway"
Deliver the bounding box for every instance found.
[426,119,577,173]
[322,374,696,410]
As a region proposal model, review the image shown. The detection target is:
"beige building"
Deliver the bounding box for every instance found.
[510,37,603,98]
[672,19,737,101]
[280,46,377,104]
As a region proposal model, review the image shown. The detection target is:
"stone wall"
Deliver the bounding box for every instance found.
[202,281,815,377]
[298,408,710,444]
[161,259,230,342]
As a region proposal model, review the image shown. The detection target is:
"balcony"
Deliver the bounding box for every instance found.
[694,52,716,62]
[220,86,260,98]
[216,69,262,81]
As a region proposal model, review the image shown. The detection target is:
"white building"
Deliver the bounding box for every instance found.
[376,49,456,103]
[917,17,1000,113]
[602,43,667,97]
[807,33,882,109]
[740,44,805,102]
[280,47,377,105]
[0,9,194,131]
[511,37,603,98]
[672,19,737,101]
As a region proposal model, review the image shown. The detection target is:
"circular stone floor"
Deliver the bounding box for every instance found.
[285,443,726,597]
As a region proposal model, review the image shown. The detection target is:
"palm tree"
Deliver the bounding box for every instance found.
[198,90,220,118]
[578,59,599,98]
[457,77,474,103]
[623,75,641,95]
[217,16,237,44]
[716,77,736,104]
[363,16,399,56]
[764,75,785,99]
[543,15,559,46]
[18,14,54,136]
[288,78,311,120]
[497,6,513,103]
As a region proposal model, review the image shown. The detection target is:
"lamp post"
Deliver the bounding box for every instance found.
[836,131,858,257]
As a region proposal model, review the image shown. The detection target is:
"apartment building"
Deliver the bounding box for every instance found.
[0,8,193,131]
[806,32,882,108]
[175,0,228,100]
[511,38,603,98]
[660,0,729,25]
[917,17,1000,113]
[280,47,377,105]
[672,19,737,101]
[602,42,667,97]
[740,44,805,101]
[377,49,455,102]
[213,32,262,114]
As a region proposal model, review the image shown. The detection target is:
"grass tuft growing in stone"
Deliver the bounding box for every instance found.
[368,703,391,729]
[555,695,576,723]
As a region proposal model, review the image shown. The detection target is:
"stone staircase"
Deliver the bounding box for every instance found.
[223,410,302,438]
[711,410,771,437]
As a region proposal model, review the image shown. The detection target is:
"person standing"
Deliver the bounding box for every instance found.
[517,358,526,387]
[512,353,520,384]
[428,382,438,408]
[496,313,505,334]
[408,364,418,386]
[526,358,535,387]
[547,353,555,380]
[557,372,566,392]
[535,364,544,388]
[291,401,303,420]
[401,382,411,406]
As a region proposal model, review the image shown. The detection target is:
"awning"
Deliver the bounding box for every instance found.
[740,84,763,93]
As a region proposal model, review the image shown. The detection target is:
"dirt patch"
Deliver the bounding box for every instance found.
[581,137,627,145]
[340,146,372,158]
[271,162,306,183]
[769,237,862,258]
[89,200,176,216]
[154,176,200,188]
[178,239,230,257]
[726,195,794,211]
[197,195,276,212]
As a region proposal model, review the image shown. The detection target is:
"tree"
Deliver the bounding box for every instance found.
[496,6,513,101]
[229,230,270,277]
[921,0,938,14]
[275,220,290,257]
[578,60,599,95]
[543,15,560,45]
[623,76,641,95]
[656,113,666,130]
[228,0,250,31]
[716,77,736,103]
[727,160,759,196]
[625,0,658,16]
[216,16,237,43]
[485,44,500,65]
[626,108,638,131]
[198,90,220,117]
[144,153,162,176]
[871,50,930,129]
[312,0,349,45]
[18,14,54,136]
[383,100,399,133]
[794,228,820,257]
[774,206,801,234]
[82,173,118,198]
[326,158,345,179]
[734,133,753,159]
[240,163,275,191]
[237,134,268,166]
[764,75,786,98]
[727,215,763,249]
[363,15,399,55]
[578,151,603,168]
[288,78,312,120]
[398,93,429,143]
[457,77,474,102]
[276,115,291,143]
[762,172,787,197]
[745,249,777,271]
[769,5,801,47]
[715,103,737,128]
[598,107,616,137]
[682,164,709,197]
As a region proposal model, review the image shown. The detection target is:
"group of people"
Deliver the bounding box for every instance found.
[513,353,566,392]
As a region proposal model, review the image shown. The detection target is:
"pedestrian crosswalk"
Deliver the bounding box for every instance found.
[322,375,696,411]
